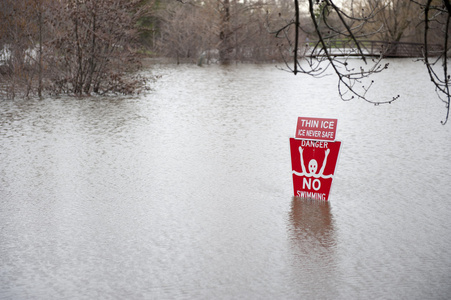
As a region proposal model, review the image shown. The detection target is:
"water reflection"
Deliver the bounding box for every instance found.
[289,197,335,246]
[287,197,338,296]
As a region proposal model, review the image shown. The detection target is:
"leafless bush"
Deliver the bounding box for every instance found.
[0,0,153,99]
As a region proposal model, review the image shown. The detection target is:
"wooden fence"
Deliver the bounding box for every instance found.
[306,40,444,58]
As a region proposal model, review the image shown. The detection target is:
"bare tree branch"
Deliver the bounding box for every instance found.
[271,0,450,124]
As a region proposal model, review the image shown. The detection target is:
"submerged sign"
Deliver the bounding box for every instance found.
[289,138,341,201]
[295,117,338,141]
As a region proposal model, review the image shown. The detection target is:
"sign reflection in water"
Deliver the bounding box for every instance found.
[288,198,337,297]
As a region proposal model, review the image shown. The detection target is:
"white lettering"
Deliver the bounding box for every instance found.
[312,179,321,191]
[296,190,327,200]
[320,120,335,129]
[301,119,319,128]
[301,140,329,148]
[322,131,334,139]
[298,129,303,136]
[303,177,311,189]
[302,178,321,191]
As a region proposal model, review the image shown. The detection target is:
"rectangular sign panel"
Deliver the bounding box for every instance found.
[295,117,338,141]
[290,138,341,201]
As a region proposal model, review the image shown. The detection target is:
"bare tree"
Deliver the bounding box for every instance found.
[0,0,154,98]
[228,0,283,62]
[422,0,451,124]
[156,0,284,64]
[45,0,152,96]
[272,0,393,104]
[0,0,42,99]
[365,0,418,43]
[156,0,217,64]
[273,0,450,124]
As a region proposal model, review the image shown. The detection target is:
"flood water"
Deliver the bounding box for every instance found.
[1,60,451,299]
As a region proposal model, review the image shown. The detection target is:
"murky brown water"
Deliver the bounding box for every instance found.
[1,60,450,299]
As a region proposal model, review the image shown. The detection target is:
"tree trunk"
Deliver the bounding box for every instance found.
[219,0,232,64]
[74,15,83,96]
[38,2,42,99]
[84,5,97,95]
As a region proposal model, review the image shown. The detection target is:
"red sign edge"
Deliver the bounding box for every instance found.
[325,140,342,201]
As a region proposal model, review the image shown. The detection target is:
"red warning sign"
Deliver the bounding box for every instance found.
[290,138,341,201]
[295,117,337,141]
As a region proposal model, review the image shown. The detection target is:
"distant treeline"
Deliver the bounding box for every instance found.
[0,0,445,99]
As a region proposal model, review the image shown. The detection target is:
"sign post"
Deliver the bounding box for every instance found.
[290,116,341,201]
